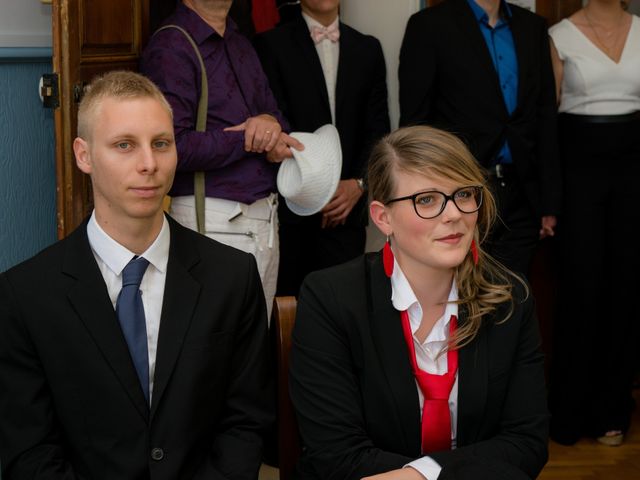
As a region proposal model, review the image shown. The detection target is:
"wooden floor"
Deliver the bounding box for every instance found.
[540,389,640,480]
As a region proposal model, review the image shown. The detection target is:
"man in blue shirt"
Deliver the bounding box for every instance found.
[399,0,560,276]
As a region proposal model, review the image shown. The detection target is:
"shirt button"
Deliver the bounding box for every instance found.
[150,448,164,461]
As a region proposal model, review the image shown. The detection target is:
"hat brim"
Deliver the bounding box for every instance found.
[278,124,342,216]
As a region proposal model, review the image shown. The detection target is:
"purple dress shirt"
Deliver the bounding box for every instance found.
[140,3,288,204]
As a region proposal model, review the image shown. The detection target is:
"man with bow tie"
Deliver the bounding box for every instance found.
[255,0,390,296]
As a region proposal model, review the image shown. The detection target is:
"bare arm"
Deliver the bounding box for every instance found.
[549,38,564,106]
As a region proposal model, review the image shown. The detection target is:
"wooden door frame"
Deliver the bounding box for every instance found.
[52,0,149,238]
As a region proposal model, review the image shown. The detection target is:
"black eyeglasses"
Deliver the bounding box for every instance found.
[385,185,483,219]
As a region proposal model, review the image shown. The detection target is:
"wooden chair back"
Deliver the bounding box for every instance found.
[272,296,301,480]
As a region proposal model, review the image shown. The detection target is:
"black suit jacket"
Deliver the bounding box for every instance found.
[254,15,390,226]
[0,216,272,480]
[399,0,561,217]
[290,252,549,480]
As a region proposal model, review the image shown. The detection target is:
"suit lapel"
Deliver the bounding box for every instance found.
[456,306,488,446]
[366,254,421,455]
[450,0,508,113]
[334,23,353,126]
[509,8,531,112]
[150,218,201,419]
[292,16,332,120]
[63,224,149,421]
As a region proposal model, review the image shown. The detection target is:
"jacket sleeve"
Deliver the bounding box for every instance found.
[193,255,274,479]
[399,12,437,127]
[431,288,549,479]
[533,16,562,217]
[354,36,390,179]
[0,274,78,480]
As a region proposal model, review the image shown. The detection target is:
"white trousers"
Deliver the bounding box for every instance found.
[170,194,279,321]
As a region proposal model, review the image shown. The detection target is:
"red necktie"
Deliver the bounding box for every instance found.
[310,24,340,44]
[382,241,457,453]
[400,311,457,453]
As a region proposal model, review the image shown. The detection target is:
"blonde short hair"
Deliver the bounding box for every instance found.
[77,70,172,140]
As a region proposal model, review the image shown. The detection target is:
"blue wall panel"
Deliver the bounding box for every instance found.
[0,56,56,272]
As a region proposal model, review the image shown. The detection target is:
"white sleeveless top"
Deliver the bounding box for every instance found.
[549,16,640,115]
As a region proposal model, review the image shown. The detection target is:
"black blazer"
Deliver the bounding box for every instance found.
[399,0,561,217]
[254,15,390,226]
[0,216,272,480]
[290,252,549,480]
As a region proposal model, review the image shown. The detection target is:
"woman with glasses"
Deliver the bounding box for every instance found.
[289,126,548,480]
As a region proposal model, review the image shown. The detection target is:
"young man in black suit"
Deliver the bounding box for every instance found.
[254,0,390,295]
[399,0,561,275]
[0,71,272,480]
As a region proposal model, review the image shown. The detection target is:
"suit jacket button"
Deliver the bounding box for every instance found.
[151,448,164,461]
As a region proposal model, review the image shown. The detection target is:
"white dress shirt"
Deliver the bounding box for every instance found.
[302,12,340,124]
[86,212,170,404]
[390,261,459,480]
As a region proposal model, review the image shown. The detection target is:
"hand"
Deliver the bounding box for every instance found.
[539,215,557,239]
[321,179,363,228]
[362,467,426,480]
[266,132,305,163]
[224,114,281,153]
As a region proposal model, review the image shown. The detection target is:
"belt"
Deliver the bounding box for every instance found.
[487,163,515,179]
[560,111,640,124]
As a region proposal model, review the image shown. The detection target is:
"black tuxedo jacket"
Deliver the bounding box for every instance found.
[254,15,390,226]
[290,252,549,480]
[0,216,272,480]
[399,0,561,217]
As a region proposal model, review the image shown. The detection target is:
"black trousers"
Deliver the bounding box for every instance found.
[484,172,539,277]
[549,113,640,442]
[276,220,366,296]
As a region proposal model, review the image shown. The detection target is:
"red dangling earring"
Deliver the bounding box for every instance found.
[383,237,394,277]
[470,239,479,266]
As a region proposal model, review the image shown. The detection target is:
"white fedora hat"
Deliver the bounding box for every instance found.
[277,124,342,216]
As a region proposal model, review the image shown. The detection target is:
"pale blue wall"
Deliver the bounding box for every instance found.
[0,50,57,272]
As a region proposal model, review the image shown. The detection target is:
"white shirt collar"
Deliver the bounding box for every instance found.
[86,211,170,276]
[301,11,340,34]
[390,259,459,340]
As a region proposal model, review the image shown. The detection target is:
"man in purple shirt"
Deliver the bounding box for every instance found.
[141,0,301,317]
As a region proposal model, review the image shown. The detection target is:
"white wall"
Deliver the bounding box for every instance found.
[0,1,52,47]
[341,0,422,130]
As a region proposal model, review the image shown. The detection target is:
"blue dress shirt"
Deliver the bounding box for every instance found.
[467,0,518,164]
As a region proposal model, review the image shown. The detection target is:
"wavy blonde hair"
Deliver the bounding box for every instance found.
[368,126,527,349]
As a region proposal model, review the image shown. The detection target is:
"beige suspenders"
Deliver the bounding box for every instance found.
[155,24,207,234]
